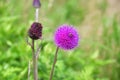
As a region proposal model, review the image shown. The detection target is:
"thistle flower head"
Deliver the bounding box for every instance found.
[54,24,79,50]
[33,0,41,8]
[28,22,42,40]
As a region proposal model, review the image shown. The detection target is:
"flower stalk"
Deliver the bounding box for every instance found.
[28,61,31,80]
[49,46,59,80]
[27,0,42,80]
[31,40,38,80]
[35,8,39,22]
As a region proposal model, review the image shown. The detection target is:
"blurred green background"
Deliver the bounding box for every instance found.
[0,0,120,80]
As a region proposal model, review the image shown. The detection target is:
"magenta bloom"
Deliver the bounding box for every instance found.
[54,24,79,50]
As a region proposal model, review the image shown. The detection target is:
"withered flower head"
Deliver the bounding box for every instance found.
[28,22,42,40]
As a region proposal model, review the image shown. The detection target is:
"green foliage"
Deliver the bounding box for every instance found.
[97,0,108,13]
[0,0,119,80]
[101,16,120,80]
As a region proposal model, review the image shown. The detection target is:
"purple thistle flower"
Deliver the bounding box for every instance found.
[28,22,42,40]
[54,24,79,50]
[33,0,41,8]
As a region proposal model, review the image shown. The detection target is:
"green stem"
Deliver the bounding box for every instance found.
[49,46,59,80]
[32,40,38,80]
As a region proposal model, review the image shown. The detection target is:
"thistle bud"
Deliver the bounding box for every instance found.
[33,0,41,8]
[28,22,42,40]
